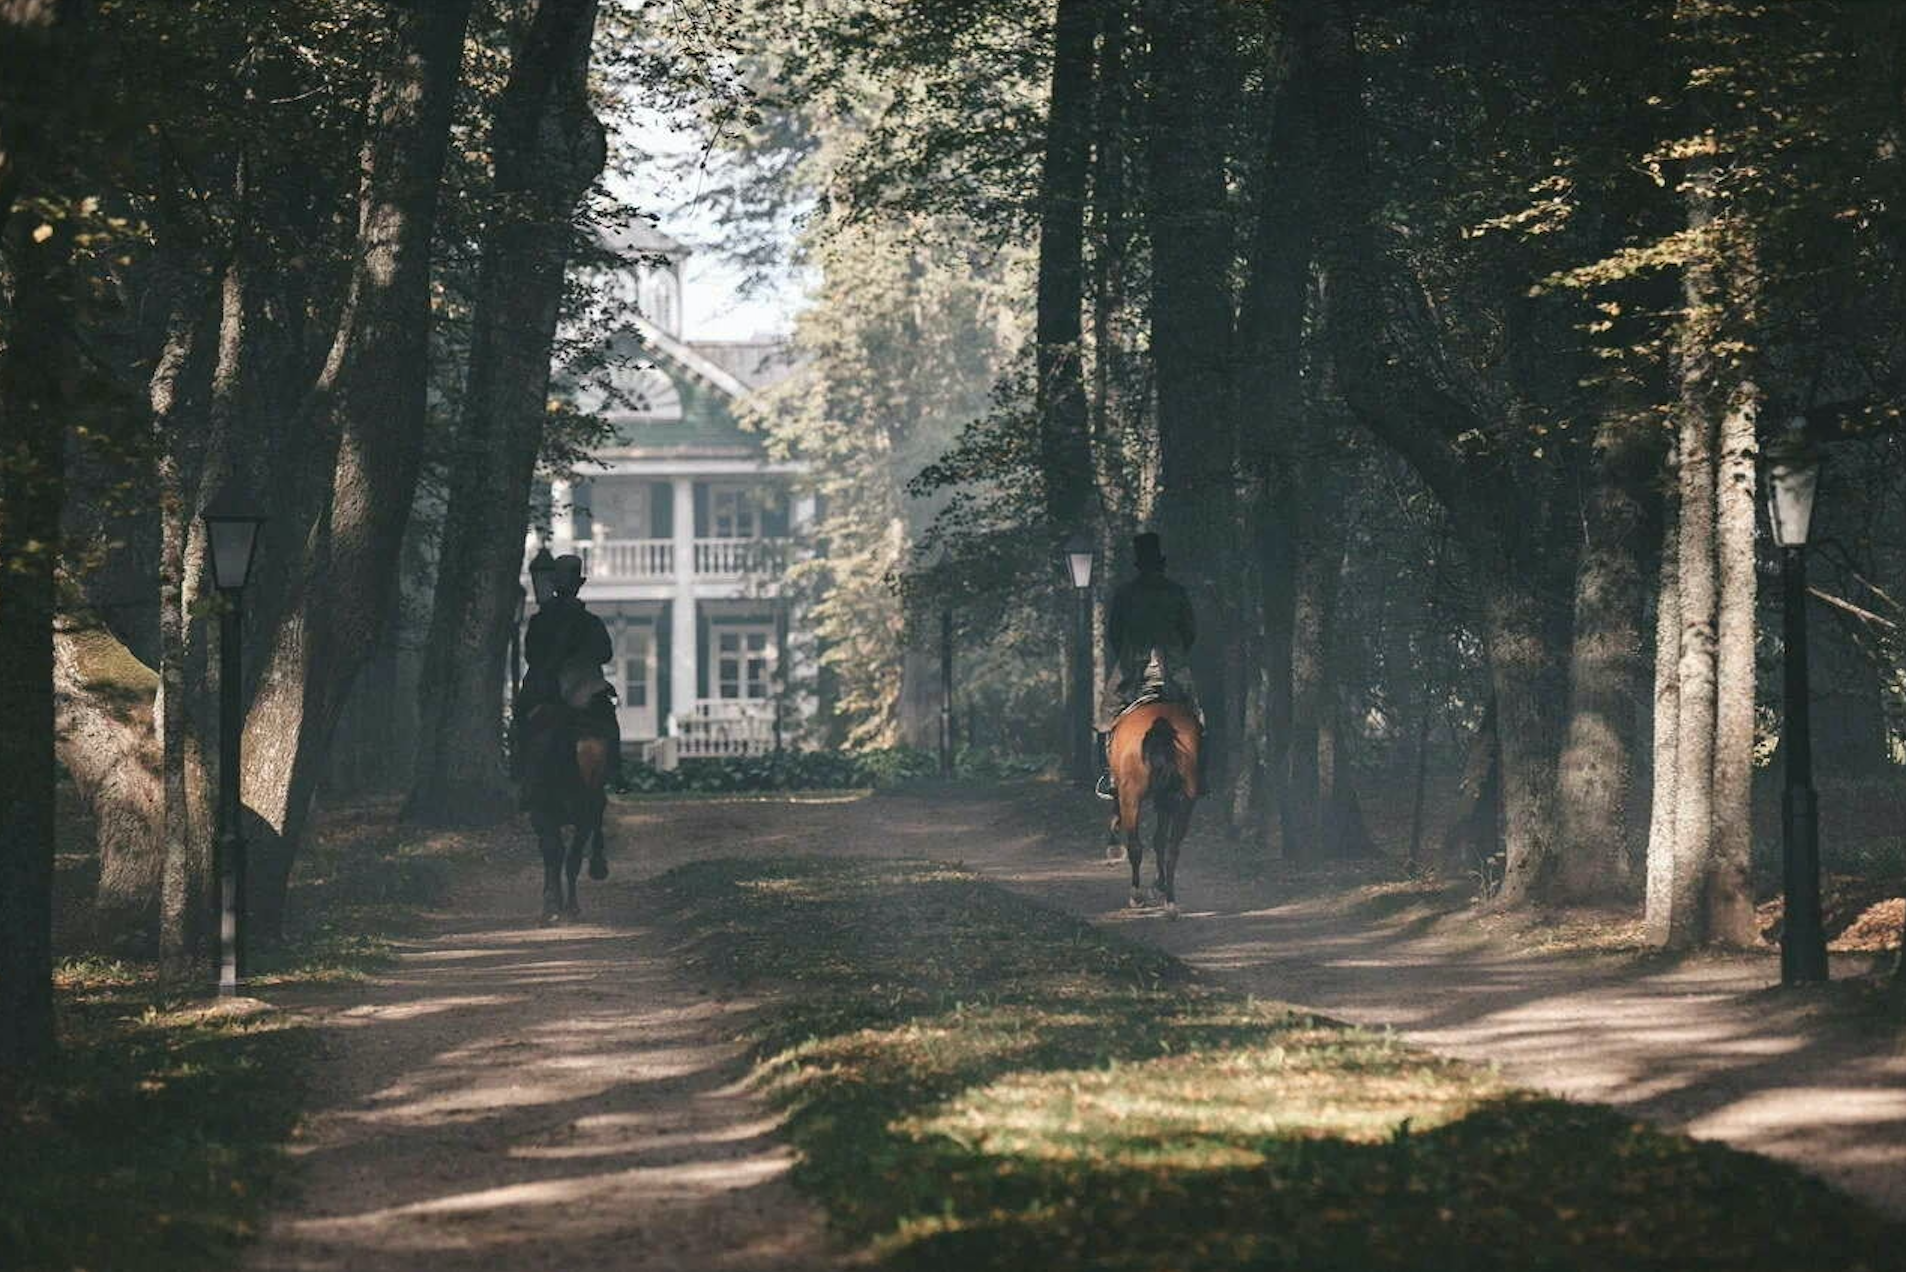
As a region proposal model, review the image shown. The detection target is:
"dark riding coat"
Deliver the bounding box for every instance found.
[1100,568,1198,730]
[522,598,612,708]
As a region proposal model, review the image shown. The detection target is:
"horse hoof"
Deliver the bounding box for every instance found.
[588,855,608,881]
[1129,889,1146,909]
[1165,901,1180,920]
[541,910,562,927]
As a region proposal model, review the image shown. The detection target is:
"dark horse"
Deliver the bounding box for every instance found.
[1104,701,1202,917]
[521,700,611,924]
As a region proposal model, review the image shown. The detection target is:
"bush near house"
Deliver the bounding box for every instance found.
[614,746,1052,795]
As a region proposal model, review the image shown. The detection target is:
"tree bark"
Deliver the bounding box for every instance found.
[52,618,163,943]
[1144,0,1236,781]
[1708,381,1760,945]
[0,0,79,1066]
[1235,32,1314,851]
[1035,0,1097,536]
[1644,446,1683,943]
[1486,574,1568,905]
[242,0,473,937]
[407,0,604,826]
[0,216,69,1068]
[1556,407,1660,899]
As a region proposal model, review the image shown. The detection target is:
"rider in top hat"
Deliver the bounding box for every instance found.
[1096,531,1198,797]
[515,553,620,799]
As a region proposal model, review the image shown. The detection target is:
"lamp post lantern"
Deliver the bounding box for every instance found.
[202,484,266,998]
[527,544,558,608]
[1063,534,1095,786]
[1763,424,1829,985]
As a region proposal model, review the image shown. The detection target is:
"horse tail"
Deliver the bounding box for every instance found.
[1142,716,1182,801]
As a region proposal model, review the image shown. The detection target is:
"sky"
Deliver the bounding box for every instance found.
[608,110,809,342]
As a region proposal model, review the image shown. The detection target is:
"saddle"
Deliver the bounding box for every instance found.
[1113,648,1192,725]
[557,653,616,712]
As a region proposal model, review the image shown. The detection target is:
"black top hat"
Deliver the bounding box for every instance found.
[553,553,585,594]
[1133,532,1165,570]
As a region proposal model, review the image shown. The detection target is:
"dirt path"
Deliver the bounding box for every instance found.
[605,785,1906,1219]
[245,851,833,1272]
[252,784,1906,1269]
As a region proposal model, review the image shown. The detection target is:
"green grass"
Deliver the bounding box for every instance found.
[3,810,481,1271]
[0,964,312,1270]
[653,857,1902,1271]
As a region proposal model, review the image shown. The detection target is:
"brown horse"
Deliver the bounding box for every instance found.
[522,703,612,924]
[1104,700,1202,916]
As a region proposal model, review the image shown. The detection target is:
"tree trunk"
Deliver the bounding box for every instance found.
[1556,407,1660,899]
[0,215,70,1068]
[1144,0,1236,782]
[1665,354,1720,948]
[1283,466,1348,861]
[1235,33,1314,851]
[407,0,605,826]
[1035,0,1096,535]
[52,619,163,944]
[243,0,473,937]
[1707,381,1760,945]
[1488,575,1568,905]
[1644,450,1683,944]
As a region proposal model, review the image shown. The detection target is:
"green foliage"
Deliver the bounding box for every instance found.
[654,856,1901,1270]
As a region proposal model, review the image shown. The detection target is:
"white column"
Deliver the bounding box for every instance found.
[549,477,575,554]
[669,476,697,728]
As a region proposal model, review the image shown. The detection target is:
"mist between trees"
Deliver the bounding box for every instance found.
[5,0,1906,1067]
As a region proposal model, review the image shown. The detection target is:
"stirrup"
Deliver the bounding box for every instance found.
[1094,774,1116,802]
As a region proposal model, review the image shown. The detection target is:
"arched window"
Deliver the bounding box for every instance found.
[610,364,683,424]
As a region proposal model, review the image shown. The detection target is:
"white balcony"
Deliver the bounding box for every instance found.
[673,699,776,757]
[577,538,673,580]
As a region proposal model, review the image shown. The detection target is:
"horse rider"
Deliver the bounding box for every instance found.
[1095,531,1200,799]
[513,553,621,803]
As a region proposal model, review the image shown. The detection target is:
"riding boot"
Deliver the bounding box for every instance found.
[1094,731,1115,801]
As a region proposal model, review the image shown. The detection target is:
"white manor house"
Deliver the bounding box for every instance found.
[526,224,809,760]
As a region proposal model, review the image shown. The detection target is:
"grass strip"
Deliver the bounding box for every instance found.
[2,811,484,1271]
[653,856,1901,1272]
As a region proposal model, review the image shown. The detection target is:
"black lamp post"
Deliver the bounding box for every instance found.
[1763,425,1829,985]
[937,552,955,779]
[1063,534,1095,785]
[508,584,527,699]
[202,485,265,998]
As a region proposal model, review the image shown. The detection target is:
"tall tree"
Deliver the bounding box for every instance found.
[0,0,82,1069]
[240,0,473,937]
[407,0,606,826]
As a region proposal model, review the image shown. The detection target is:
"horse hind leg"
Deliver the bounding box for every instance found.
[586,792,608,880]
[1104,812,1125,864]
[533,813,564,925]
[1158,797,1193,919]
[562,826,584,917]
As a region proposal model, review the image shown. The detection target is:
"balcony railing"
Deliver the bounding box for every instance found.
[693,537,784,580]
[577,538,673,580]
[673,699,776,757]
[573,536,786,582]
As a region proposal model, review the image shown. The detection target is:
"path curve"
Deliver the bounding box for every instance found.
[606,785,1906,1218]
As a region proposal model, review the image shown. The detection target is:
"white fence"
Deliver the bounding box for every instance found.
[672,700,776,757]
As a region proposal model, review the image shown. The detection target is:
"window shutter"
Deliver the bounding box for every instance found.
[650,481,672,538]
[692,482,709,537]
[762,486,789,537]
[696,611,710,700]
[656,602,672,722]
